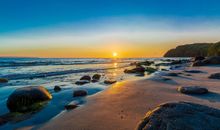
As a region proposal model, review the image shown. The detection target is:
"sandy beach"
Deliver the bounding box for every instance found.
[39,66,220,130]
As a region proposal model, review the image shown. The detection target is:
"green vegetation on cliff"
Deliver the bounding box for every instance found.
[164,41,220,57]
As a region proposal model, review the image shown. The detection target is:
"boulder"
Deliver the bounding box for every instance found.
[73,90,88,97]
[0,78,8,83]
[80,75,91,81]
[209,73,220,79]
[178,86,208,94]
[136,102,220,130]
[104,80,117,84]
[54,86,61,92]
[75,80,90,85]
[92,74,101,81]
[64,104,78,110]
[7,86,52,112]
[124,66,145,74]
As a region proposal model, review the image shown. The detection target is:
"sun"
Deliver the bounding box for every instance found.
[113,52,118,57]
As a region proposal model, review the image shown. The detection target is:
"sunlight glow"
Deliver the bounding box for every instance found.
[113,52,118,57]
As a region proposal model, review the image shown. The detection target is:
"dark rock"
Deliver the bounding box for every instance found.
[184,70,203,73]
[145,67,157,74]
[193,56,220,66]
[166,73,178,76]
[194,56,205,61]
[209,73,220,79]
[104,80,117,84]
[91,79,99,83]
[54,86,61,92]
[73,90,88,97]
[136,102,220,130]
[65,104,78,110]
[178,86,208,94]
[0,78,8,83]
[124,66,145,74]
[203,56,220,64]
[75,80,90,85]
[7,86,52,112]
[92,74,101,81]
[80,75,91,81]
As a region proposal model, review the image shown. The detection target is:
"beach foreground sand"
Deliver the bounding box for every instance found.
[40,66,220,130]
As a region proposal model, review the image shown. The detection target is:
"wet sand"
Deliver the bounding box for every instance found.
[40,66,220,130]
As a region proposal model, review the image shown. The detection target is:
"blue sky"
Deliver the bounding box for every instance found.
[0,0,220,57]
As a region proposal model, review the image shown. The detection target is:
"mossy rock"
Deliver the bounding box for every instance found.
[7,86,52,113]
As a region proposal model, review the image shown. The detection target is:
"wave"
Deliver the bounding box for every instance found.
[1,65,129,80]
[0,58,135,67]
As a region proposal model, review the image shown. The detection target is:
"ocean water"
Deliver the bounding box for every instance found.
[0,57,179,129]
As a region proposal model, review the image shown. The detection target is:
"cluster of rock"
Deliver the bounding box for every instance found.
[193,56,220,66]
[75,74,101,85]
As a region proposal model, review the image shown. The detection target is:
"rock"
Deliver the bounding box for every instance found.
[209,73,220,79]
[7,86,52,112]
[184,70,203,73]
[64,104,78,110]
[166,73,178,76]
[203,56,220,64]
[92,74,101,81]
[54,86,61,92]
[104,80,117,84]
[0,78,8,83]
[91,79,99,83]
[80,75,91,81]
[136,102,220,130]
[124,66,145,74]
[194,56,205,61]
[178,86,208,94]
[73,90,88,97]
[75,80,90,85]
[145,67,157,74]
[193,56,220,66]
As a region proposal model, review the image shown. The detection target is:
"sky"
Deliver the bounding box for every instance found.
[0,0,220,58]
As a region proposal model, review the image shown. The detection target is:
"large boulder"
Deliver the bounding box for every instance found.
[209,73,220,79]
[136,102,220,130]
[178,86,208,94]
[7,86,52,112]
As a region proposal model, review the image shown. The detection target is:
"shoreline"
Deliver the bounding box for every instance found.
[39,66,220,130]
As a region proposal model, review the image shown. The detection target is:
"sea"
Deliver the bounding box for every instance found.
[0,57,182,129]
